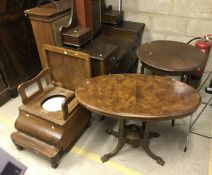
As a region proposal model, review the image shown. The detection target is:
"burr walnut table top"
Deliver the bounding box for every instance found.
[137,40,207,73]
[75,74,201,120]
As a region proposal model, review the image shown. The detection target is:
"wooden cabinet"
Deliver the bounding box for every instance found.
[81,21,145,76]
[0,71,11,106]
[25,0,72,66]
[0,0,41,105]
[26,1,145,77]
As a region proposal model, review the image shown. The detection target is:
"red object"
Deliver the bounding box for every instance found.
[192,38,211,78]
[195,39,211,54]
[75,0,93,28]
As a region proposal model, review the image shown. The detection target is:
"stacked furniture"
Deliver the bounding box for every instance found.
[10,0,146,168]
[25,0,145,76]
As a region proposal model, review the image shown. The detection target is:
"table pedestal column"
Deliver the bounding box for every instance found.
[101,119,165,166]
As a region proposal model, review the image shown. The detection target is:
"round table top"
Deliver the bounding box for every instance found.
[137,40,207,73]
[75,74,201,120]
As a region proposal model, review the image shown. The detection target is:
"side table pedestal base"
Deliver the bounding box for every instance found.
[101,119,165,166]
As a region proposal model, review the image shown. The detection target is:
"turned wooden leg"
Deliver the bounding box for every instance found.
[184,116,192,152]
[50,161,58,168]
[101,119,126,162]
[140,64,144,74]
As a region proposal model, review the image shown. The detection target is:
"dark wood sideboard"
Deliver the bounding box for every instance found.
[0,0,41,105]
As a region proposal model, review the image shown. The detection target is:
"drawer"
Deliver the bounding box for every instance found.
[116,45,138,73]
[104,54,119,74]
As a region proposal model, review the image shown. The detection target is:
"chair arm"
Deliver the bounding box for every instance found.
[18,68,50,104]
[62,94,76,120]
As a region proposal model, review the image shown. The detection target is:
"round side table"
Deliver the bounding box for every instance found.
[137,40,207,82]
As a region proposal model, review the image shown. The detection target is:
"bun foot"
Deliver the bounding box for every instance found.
[184,147,187,152]
[50,161,58,168]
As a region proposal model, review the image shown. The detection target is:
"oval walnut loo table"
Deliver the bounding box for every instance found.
[75,74,201,166]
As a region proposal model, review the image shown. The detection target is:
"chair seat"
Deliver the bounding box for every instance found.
[19,84,78,125]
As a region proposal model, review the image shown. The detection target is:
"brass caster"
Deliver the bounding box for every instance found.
[101,154,110,163]
[50,161,58,169]
[156,157,165,166]
[16,145,23,151]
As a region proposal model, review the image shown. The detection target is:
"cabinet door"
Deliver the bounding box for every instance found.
[0,71,11,106]
[0,0,41,96]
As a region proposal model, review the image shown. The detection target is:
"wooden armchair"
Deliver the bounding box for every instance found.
[11,44,92,168]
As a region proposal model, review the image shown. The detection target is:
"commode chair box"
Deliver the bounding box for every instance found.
[11,45,92,168]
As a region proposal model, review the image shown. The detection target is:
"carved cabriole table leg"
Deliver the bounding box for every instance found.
[103,120,165,166]
[101,119,126,162]
[141,122,165,166]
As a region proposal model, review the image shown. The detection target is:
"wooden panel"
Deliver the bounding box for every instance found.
[0,73,6,91]
[25,0,71,68]
[0,0,41,101]
[42,45,91,91]
[0,73,11,106]
[52,14,70,46]
[31,20,55,66]
[92,0,101,36]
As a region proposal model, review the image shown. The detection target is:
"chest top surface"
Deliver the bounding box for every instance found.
[137,40,207,73]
